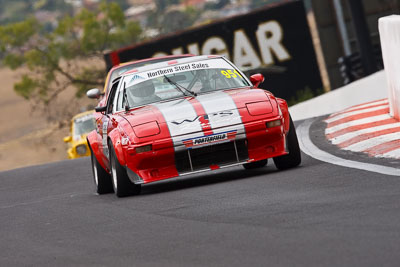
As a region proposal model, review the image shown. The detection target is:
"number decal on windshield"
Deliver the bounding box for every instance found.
[221,69,242,79]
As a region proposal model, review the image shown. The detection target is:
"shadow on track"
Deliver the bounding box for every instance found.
[139,166,280,196]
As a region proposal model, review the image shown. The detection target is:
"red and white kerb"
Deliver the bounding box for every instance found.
[325,99,400,159]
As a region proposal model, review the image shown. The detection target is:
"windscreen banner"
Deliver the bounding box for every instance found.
[104,0,322,101]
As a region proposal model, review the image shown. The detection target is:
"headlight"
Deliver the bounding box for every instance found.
[76,144,87,155]
[133,121,160,138]
[246,101,273,116]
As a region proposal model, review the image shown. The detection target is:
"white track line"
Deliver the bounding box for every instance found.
[329,122,400,145]
[297,119,400,176]
[325,106,388,124]
[325,114,392,135]
[344,132,400,152]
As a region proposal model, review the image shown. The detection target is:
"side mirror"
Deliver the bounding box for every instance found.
[250,74,265,88]
[95,106,107,113]
[86,88,102,99]
[63,136,72,143]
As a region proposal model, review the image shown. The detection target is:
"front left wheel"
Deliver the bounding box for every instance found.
[273,115,301,170]
[90,149,113,194]
[109,145,141,197]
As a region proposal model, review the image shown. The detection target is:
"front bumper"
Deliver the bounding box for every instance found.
[125,118,287,184]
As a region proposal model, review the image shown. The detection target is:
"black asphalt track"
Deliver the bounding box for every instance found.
[1,118,400,266]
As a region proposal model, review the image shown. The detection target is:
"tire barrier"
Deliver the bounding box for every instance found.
[338,44,383,85]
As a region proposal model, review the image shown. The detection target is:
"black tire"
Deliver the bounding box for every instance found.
[90,149,113,194]
[109,145,141,197]
[243,159,268,169]
[273,115,301,170]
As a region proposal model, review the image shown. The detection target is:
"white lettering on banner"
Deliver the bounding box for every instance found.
[151,20,290,67]
[187,43,200,55]
[202,37,230,59]
[147,68,174,78]
[74,114,93,123]
[234,29,262,69]
[172,47,184,55]
[256,21,291,65]
[153,52,168,57]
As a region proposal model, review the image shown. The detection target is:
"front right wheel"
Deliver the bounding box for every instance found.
[109,145,141,197]
[273,115,301,170]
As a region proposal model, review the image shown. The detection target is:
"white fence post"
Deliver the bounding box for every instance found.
[379,15,400,120]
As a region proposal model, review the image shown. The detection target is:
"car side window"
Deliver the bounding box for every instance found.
[114,85,124,113]
[106,81,119,114]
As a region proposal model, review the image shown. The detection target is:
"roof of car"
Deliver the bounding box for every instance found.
[122,55,223,76]
[106,54,197,88]
[109,54,196,72]
[72,110,94,121]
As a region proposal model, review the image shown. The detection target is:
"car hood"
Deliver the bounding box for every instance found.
[123,88,274,138]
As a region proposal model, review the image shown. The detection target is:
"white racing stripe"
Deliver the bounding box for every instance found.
[325,106,388,124]
[344,132,400,152]
[330,122,400,145]
[152,98,202,138]
[195,91,245,134]
[325,114,392,135]
[152,92,245,149]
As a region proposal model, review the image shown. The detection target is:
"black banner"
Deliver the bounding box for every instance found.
[104,1,322,101]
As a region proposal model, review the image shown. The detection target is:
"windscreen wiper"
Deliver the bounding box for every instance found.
[164,75,197,97]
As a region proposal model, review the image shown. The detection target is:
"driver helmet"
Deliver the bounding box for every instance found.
[197,69,211,91]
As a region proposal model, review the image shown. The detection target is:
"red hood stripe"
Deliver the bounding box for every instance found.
[188,98,213,136]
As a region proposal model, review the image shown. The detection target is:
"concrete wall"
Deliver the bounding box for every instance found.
[289,70,387,121]
[379,16,400,120]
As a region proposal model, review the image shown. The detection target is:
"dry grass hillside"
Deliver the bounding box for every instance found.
[0,67,97,171]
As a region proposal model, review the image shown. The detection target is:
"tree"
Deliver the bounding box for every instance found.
[0,1,141,121]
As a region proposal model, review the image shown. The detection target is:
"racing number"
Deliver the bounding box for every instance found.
[221,69,242,79]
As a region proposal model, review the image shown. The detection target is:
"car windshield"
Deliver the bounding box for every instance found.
[106,56,193,95]
[119,57,250,109]
[73,114,96,137]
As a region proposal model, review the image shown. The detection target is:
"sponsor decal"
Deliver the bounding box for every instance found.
[147,68,174,78]
[129,74,145,83]
[182,130,237,149]
[147,63,212,79]
[74,114,94,123]
[126,58,225,87]
[171,110,233,125]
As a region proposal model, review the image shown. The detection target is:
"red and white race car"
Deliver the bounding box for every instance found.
[87,55,301,197]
